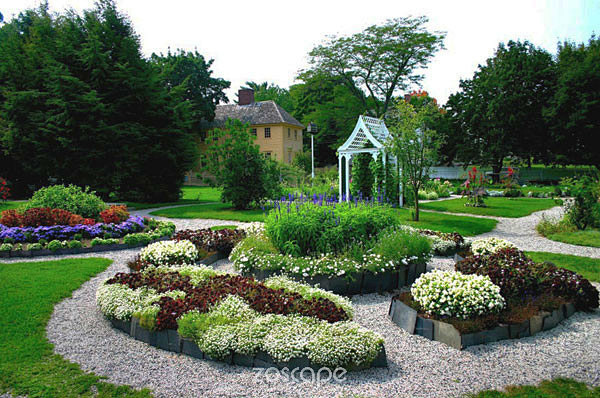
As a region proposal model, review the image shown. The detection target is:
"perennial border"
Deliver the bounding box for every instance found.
[388,296,577,350]
[245,263,427,296]
[109,317,388,370]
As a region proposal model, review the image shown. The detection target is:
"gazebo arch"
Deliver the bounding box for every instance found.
[337,115,402,206]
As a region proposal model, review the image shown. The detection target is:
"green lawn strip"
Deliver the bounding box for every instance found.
[0,201,26,212]
[397,208,497,236]
[0,258,152,398]
[526,251,600,282]
[124,186,222,210]
[545,229,600,248]
[210,225,238,230]
[150,202,265,222]
[470,378,600,397]
[420,197,560,218]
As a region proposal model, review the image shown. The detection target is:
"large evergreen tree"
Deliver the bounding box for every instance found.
[0,1,224,201]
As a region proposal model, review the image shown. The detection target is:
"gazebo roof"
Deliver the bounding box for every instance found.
[338,115,390,152]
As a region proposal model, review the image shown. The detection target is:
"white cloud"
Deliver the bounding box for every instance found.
[2,0,598,104]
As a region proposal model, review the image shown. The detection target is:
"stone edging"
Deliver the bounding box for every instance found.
[109,317,387,370]
[246,263,427,296]
[0,236,173,259]
[198,251,229,265]
[388,297,577,350]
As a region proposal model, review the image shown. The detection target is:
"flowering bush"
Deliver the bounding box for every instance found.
[0,178,10,201]
[471,238,516,256]
[24,184,107,219]
[98,267,383,369]
[139,240,198,266]
[173,228,246,254]
[0,209,23,227]
[411,270,505,319]
[99,205,130,224]
[462,166,486,207]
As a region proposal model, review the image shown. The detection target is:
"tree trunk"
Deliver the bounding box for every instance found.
[492,161,503,184]
[413,186,420,221]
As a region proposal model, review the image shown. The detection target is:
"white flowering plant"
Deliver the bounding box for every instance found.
[471,238,516,256]
[411,270,505,319]
[139,240,199,266]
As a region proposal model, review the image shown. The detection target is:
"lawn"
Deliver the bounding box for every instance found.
[0,258,151,398]
[0,201,25,212]
[398,208,497,236]
[471,378,600,397]
[420,197,560,218]
[150,202,265,222]
[545,229,600,248]
[124,186,221,210]
[526,251,600,282]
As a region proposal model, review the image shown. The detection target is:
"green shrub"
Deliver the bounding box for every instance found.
[124,233,152,246]
[38,238,48,246]
[565,177,600,230]
[265,202,398,256]
[72,233,83,241]
[28,243,43,251]
[47,240,64,251]
[536,215,576,237]
[372,227,432,265]
[68,240,83,249]
[12,243,23,251]
[0,243,13,251]
[503,188,523,197]
[24,184,107,218]
[90,238,104,247]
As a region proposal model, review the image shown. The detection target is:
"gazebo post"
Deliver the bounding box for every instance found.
[338,154,343,202]
[345,154,351,201]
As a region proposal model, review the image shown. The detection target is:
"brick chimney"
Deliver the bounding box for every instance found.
[238,88,255,105]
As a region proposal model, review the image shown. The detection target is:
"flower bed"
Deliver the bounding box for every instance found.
[97,265,386,370]
[397,225,470,256]
[388,246,599,349]
[231,216,431,295]
[0,217,176,258]
[173,228,246,255]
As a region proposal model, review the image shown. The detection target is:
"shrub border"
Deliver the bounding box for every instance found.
[388,296,576,350]
[245,263,427,296]
[109,316,387,371]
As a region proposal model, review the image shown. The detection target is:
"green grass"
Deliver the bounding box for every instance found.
[470,378,600,397]
[0,258,152,397]
[210,225,238,230]
[545,229,600,248]
[526,251,600,282]
[0,201,25,212]
[421,197,560,218]
[150,202,265,222]
[124,186,221,210]
[397,208,498,236]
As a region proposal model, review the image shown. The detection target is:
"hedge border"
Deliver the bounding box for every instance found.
[388,296,577,350]
[109,317,387,371]
[245,263,427,296]
[0,235,173,259]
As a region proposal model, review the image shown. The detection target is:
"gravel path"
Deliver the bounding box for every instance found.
[44,253,600,398]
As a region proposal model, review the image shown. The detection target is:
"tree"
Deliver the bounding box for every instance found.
[446,40,555,180]
[290,71,366,165]
[150,49,230,131]
[239,81,294,112]
[386,100,438,221]
[201,119,280,209]
[545,36,600,169]
[0,1,218,202]
[306,17,445,117]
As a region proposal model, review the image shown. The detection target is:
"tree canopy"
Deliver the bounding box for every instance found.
[306,17,445,117]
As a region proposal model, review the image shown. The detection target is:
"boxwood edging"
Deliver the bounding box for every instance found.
[0,236,172,258]
[244,263,427,296]
[388,297,577,350]
[109,317,387,371]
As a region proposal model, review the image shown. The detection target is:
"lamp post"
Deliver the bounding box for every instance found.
[306,122,318,179]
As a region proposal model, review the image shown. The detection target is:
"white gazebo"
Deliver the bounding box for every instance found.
[337,115,402,206]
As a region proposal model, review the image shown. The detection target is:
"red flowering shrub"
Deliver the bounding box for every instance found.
[21,208,57,226]
[51,209,75,226]
[68,214,85,226]
[106,271,350,330]
[0,209,23,227]
[0,178,10,201]
[174,228,246,254]
[83,218,96,225]
[100,205,129,224]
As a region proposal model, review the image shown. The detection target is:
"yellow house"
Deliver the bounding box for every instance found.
[185,89,304,184]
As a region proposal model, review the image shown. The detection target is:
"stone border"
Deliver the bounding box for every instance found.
[246,263,427,296]
[0,235,172,259]
[388,297,577,350]
[109,317,387,371]
[198,251,229,266]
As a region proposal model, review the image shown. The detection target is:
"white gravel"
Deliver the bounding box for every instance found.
[4,207,600,398]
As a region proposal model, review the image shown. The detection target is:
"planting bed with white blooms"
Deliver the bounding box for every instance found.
[231,202,432,295]
[96,263,386,370]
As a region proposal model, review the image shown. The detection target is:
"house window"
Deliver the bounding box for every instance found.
[288,128,290,138]
[264,127,271,138]
[288,150,292,163]
[294,130,298,140]
[251,128,257,136]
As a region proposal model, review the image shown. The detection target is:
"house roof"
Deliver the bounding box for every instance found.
[211,100,304,129]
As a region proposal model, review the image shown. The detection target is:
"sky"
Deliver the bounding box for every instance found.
[1,0,599,105]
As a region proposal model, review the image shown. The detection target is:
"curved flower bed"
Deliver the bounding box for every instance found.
[97,265,386,370]
[232,203,432,295]
[389,245,599,349]
[0,217,176,258]
[397,225,470,256]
